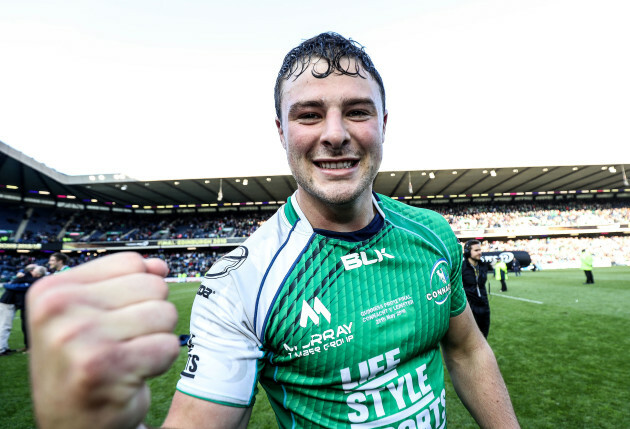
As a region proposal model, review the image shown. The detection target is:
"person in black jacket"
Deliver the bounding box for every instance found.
[462,240,491,337]
[0,264,46,354]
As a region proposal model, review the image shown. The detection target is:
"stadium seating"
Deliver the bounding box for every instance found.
[0,200,628,277]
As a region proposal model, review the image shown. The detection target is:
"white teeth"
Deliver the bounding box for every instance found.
[319,161,354,169]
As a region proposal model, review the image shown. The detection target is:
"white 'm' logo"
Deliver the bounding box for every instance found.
[299,297,331,328]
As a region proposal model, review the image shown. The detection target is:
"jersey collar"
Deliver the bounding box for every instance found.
[284,191,386,238]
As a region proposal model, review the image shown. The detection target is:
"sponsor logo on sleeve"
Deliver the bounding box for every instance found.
[204,246,248,279]
[426,259,451,305]
[181,334,199,379]
[196,285,216,299]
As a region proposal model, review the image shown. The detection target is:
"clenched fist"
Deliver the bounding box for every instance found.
[28,252,180,429]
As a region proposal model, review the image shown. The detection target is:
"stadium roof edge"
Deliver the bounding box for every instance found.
[0,140,72,183]
[1,141,629,207]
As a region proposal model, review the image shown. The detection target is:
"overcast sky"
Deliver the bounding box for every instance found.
[1,0,628,181]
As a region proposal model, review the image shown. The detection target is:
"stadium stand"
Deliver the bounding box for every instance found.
[443,201,630,229]
[3,200,628,243]
[1,142,628,279]
[0,199,628,277]
[482,235,630,269]
[0,205,24,243]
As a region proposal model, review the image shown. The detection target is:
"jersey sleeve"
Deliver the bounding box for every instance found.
[175,272,265,407]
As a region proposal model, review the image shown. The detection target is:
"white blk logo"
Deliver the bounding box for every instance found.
[341,248,395,271]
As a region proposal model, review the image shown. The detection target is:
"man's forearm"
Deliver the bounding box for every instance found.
[443,342,520,428]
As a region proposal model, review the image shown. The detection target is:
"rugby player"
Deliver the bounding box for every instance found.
[27,32,519,428]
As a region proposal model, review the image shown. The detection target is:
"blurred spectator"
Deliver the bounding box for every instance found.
[48,252,70,274]
[494,259,508,292]
[580,249,595,284]
[0,264,46,354]
[512,258,521,276]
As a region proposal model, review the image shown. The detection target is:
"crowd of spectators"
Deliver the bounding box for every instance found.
[442,201,630,231]
[1,207,68,244]
[15,231,57,244]
[1,200,628,278]
[74,251,222,278]
[6,210,270,244]
[4,200,627,245]
[481,235,630,269]
[2,233,629,282]
[157,252,222,277]
[163,214,263,240]
[68,212,172,242]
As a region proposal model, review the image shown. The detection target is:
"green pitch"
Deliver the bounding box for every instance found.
[1,267,629,428]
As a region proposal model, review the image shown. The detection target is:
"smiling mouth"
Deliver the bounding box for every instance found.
[314,160,358,169]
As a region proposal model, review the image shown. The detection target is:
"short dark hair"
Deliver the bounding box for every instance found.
[274,32,385,123]
[463,239,481,258]
[51,252,69,264]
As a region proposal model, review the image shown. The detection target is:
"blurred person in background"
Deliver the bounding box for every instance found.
[580,249,594,284]
[48,252,70,274]
[495,258,509,292]
[512,258,521,276]
[0,264,46,354]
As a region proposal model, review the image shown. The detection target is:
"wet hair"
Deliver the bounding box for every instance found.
[274,32,386,123]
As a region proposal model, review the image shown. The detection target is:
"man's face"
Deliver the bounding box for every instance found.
[48,256,60,270]
[276,58,387,208]
[469,244,482,262]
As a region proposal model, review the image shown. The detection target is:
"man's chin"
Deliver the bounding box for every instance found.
[302,184,370,207]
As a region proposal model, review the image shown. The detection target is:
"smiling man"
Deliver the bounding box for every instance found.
[27,33,519,429]
[276,52,385,232]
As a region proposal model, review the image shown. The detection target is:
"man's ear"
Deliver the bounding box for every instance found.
[382,110,388,142]
[275,117,287,150]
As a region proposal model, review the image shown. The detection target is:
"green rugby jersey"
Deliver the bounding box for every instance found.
[177,193,466,428]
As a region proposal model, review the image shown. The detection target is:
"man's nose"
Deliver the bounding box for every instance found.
[320,111,350,148]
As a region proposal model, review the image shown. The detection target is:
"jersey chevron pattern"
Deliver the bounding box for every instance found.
[176,193,466,428]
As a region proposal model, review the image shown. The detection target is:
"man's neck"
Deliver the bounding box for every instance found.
[468,258,479,267]
[295,188,376,232]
